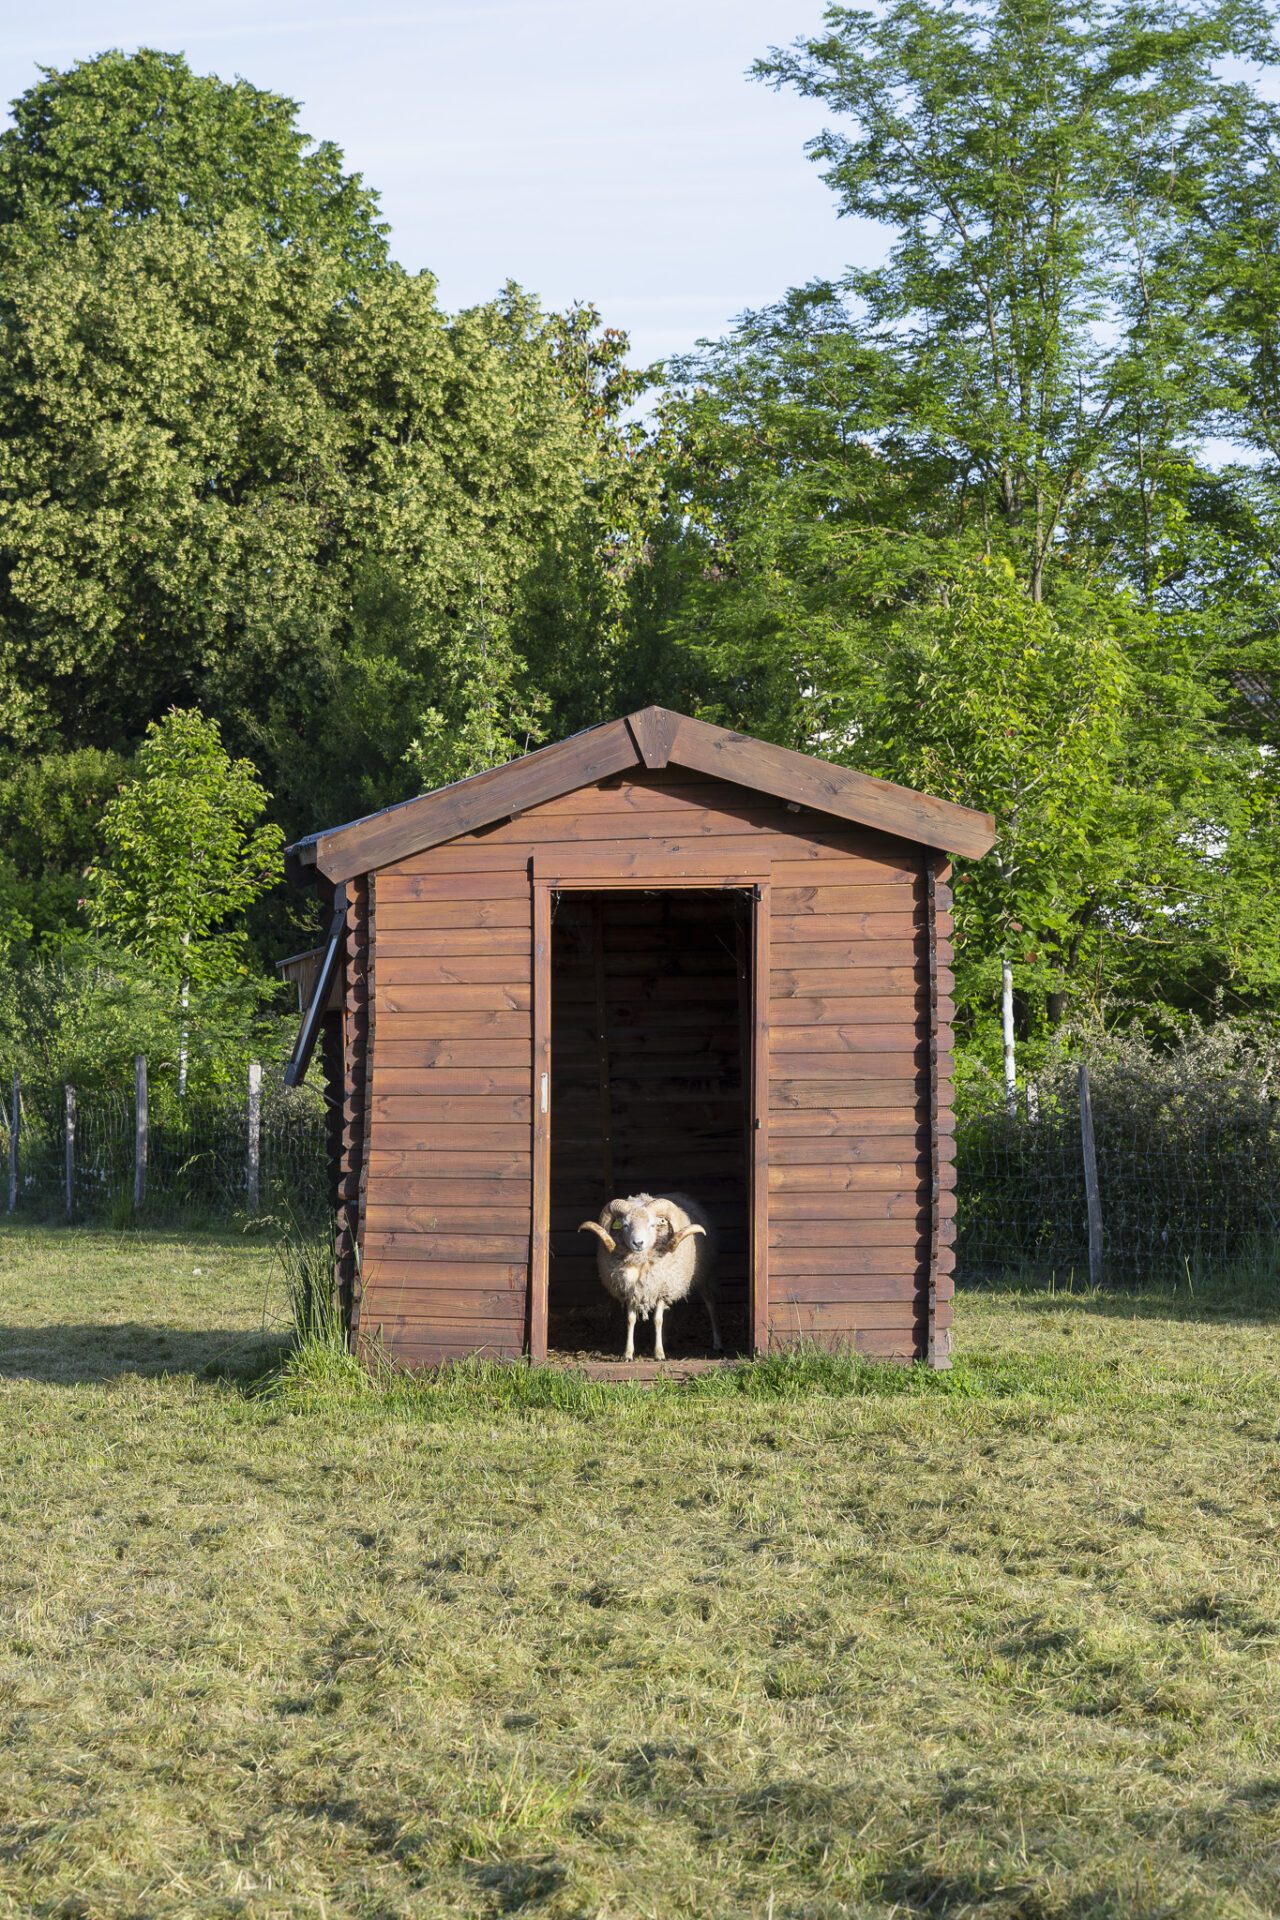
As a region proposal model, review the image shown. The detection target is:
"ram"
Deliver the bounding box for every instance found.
[579,1193,722,1362]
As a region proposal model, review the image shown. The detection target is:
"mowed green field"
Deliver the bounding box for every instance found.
[1,1227,1278,1919]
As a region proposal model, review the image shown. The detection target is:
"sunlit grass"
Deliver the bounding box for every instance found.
[1,1223,1278,1917]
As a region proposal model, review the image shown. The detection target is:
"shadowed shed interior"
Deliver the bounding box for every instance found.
[547,889,752,1359]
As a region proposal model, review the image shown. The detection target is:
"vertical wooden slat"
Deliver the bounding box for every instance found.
[246,1060,262,1215]
[358,874,377,1264]
[750,879,771,1355]
[529,878,552,1362]
[335,878,370,1342]
[926,855,953,1369]
[1079,1062,1104,1288]
[320,1012,344,1216]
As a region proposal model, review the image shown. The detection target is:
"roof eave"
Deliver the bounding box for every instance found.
[297,706,997,881]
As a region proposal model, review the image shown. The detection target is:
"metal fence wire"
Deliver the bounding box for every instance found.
[956,1031,1280,1282]
[2,1066,328,1223]
[2,1030,1276,1279]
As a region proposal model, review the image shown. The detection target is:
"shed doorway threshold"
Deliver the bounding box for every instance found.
[544,1353,741,1384]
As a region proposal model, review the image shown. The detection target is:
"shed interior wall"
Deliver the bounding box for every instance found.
[547,888,751,1359]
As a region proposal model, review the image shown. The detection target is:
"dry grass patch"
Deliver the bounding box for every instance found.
[1,1225,1278,1918]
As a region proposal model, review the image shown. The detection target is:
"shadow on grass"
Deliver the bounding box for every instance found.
[0,1322,289,1386]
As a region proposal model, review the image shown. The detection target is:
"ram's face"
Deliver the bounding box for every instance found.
[616,1205,659,1255]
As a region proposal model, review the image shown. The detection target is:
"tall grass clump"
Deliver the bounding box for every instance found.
[273,1219,367,1394]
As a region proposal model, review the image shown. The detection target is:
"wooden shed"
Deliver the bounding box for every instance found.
[284,707,995,1374]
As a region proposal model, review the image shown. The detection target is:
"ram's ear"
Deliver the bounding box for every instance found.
[648,1198,680,1247]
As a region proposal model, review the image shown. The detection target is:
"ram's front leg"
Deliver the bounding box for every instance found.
[623,1309,637,1361]
[653,1301,666,1362]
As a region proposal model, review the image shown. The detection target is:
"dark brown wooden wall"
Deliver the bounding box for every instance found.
[355,769,955,1366]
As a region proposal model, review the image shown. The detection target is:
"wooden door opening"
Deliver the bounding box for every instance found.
[537,887,759,1365]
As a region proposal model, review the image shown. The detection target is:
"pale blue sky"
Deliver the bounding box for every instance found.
[0,1,883,366]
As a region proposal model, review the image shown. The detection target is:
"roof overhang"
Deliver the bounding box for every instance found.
[286,707,997,883]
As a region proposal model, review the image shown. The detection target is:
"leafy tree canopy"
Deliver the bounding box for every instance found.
[647,0,1280,1058]
[0,50,657,853]
[0,47,388,261]
[752,0,1278,602]
[1,23,1276,1085]
[87,708,285,1091]
[88,707,283,986]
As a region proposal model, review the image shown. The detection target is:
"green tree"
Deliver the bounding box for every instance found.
[0,50,657,834]
[643,0,1280,1054]
[0,47,387,259]
[658,321,1280,1051]
[865,565,1133,1036]
[754,0,1275,603]
[0,747,126,944]
[88,710,284,1092]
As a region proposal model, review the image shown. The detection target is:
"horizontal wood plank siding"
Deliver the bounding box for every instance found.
[360,771,940,1366]
[762,839,931,1358]
[358,848,532,1362]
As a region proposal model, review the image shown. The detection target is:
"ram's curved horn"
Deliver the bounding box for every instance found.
[669,1223,707,1250]
[578,1220,617,1252]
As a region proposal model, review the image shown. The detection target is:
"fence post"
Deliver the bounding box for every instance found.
[64,1083,76,1218]
[134,1054,148,1211]
[246,1061,262,1215]
[8,1072,18,1213]
[1078,1062,1103,1288]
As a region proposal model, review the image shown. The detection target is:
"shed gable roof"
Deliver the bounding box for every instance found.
[288,707,996,881]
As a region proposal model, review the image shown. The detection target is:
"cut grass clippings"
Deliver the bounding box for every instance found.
[1,1223,1278,1917]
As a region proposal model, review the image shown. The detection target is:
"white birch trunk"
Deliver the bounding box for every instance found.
[1001,954,1017,1113]
[177,930,191,1098]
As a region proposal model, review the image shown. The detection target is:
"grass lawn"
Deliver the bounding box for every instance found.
[1,1226,1278,1918]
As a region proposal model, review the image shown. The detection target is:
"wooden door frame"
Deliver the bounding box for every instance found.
[528,862,770,1364]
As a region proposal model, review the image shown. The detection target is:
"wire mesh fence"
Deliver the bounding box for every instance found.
[1,1064,329,1225]
[955,1029,1280,1282]
[2,1028,1276,1281]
